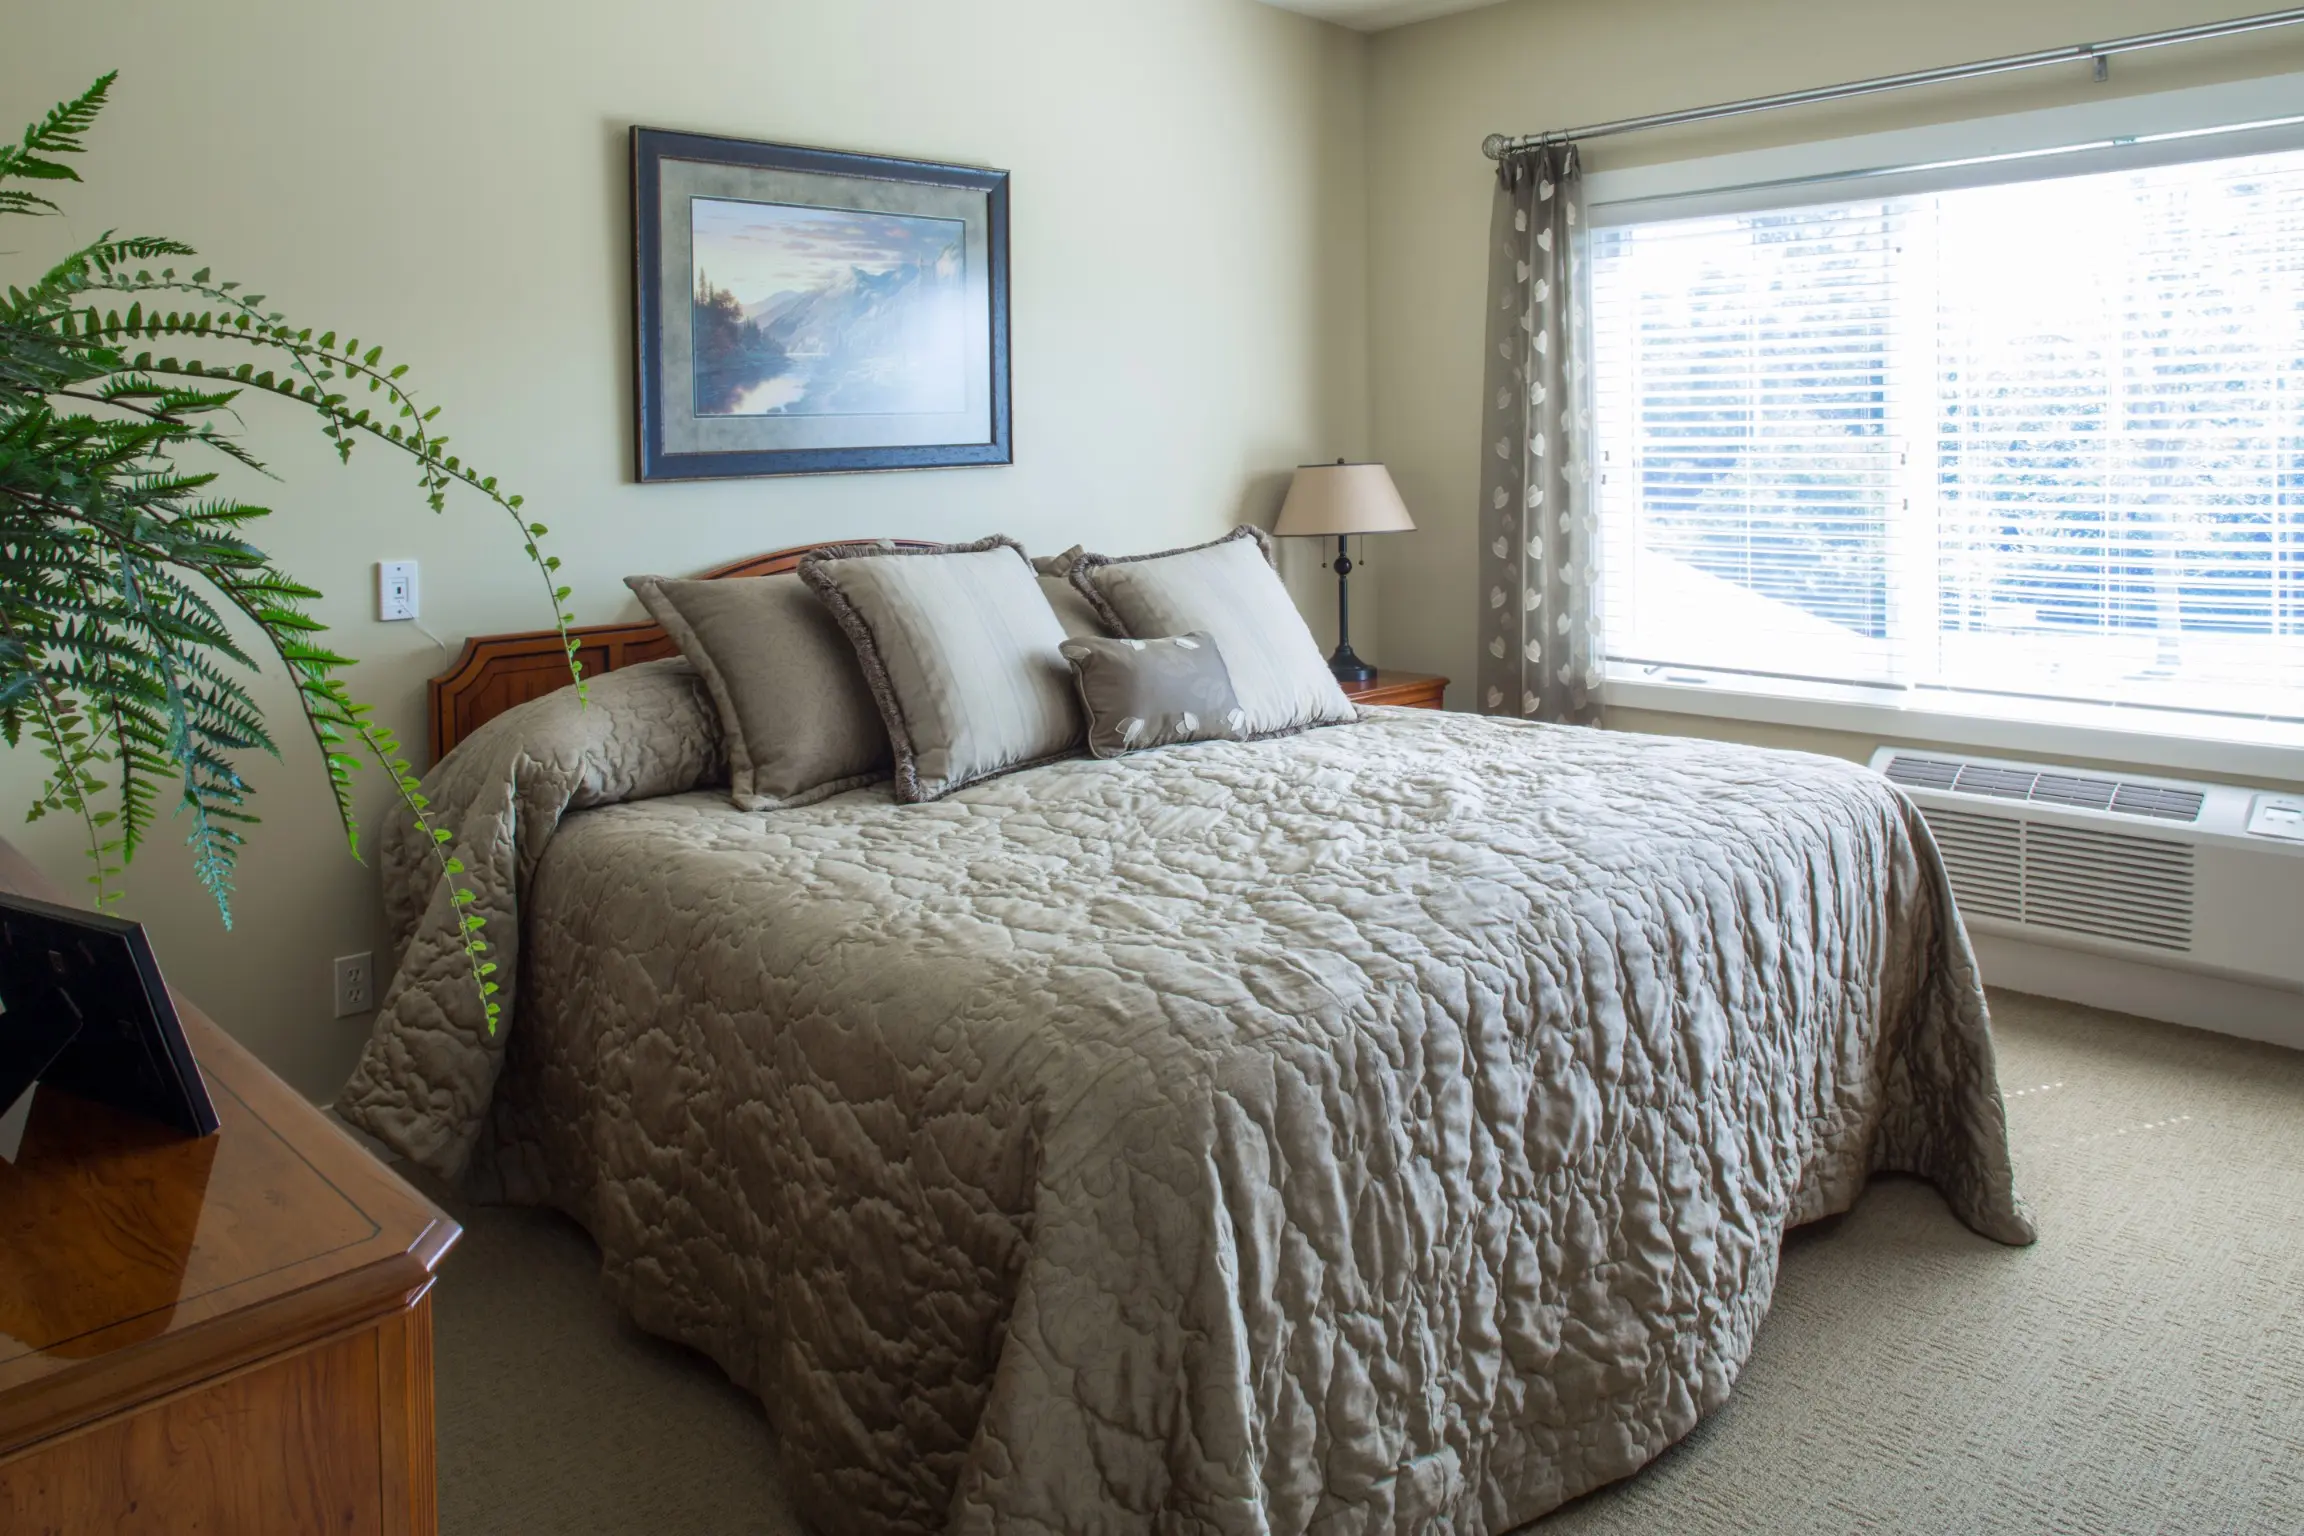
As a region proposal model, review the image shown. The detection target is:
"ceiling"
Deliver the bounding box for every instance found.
[1255,0,1506,32]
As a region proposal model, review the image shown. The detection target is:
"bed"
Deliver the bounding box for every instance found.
[338,542,2032,1536]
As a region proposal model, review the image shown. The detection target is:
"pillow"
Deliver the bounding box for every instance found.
[1059,632,1248,760]
[798,535,1081,803]
[1071,526,1355,738]
[625,572,890,810]
[1040,574,1113,641]
[1031,544,1087,578]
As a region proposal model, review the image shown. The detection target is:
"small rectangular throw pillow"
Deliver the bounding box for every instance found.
[1060,632,1248,759]
[798,536,1081,802]
[626,572,890,810]
[1071,526,1355,738]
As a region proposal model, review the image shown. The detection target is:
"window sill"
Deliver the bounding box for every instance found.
[1602,671,2304,787]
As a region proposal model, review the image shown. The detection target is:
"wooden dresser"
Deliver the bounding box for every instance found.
[0,846,459,1535]
[1341,670,1448,710]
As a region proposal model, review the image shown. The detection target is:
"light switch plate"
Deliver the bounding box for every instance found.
[378,560,418,621]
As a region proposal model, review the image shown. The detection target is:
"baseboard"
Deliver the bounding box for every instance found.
[1972,932,2304,1052]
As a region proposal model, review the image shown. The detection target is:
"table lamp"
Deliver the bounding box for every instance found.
[1274,460,1416,682]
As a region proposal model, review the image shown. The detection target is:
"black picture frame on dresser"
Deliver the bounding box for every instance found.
[0,894,217,1144]
[631,127,1012,481]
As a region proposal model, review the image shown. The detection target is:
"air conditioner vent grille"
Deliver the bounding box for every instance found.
[1914,805,2195,953]
[1952,764,2039,800]
[2023,824,2193,950]
[2110,783,2208,822]
[1884,754,2203,825]
[2029,773,2117,811]
[1883,755,1959,791]
[1925,808,2023,921]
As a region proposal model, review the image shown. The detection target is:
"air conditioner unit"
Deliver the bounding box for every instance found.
[1866,747,2304,994]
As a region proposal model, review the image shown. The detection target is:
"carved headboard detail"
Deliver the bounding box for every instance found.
[426,539,933,763]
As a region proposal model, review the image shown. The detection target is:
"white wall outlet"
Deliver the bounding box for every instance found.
[378,560,419,622]
[333,951,374,1017]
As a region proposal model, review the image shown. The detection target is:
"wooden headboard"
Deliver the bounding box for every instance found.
[427,539,934,762]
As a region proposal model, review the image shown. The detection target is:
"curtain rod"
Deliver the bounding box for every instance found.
[1480,7,2304,159]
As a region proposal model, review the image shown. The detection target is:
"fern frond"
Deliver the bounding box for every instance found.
[0,72,114,210]
[2,75,562,1012]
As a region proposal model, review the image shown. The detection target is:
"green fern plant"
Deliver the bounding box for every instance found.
[1,74,580,1032]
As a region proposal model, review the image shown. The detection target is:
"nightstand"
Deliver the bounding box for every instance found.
[1341,671,1448,709]
[0,842,458,1534]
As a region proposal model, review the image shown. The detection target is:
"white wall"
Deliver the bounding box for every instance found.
[2,0,1371,1098]
[1363,0,2304,789]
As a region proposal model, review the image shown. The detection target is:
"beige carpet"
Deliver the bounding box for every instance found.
[425,991,2304,1534]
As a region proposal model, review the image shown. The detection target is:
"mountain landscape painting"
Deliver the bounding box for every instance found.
[690,197,967,418]
[635,128,1008,478]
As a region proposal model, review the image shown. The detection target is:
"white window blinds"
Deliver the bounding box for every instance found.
[1592,142,2304,729]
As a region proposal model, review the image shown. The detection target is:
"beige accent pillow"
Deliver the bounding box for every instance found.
[1040,574,1113,641]
[1031,544,1087,577]
[1060,632,1248,760]
[798,536,1081,803]
[626,573,890,810]
[1071,526,1355,738]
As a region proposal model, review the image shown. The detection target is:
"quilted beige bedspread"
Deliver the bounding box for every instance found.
[338,660,2032,1535]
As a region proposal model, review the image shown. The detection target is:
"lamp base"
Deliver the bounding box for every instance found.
[1327,644,1376,683]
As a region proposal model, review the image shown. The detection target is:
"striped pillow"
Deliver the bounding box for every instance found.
[798,536,1082,803]
[1071,526,1355,739]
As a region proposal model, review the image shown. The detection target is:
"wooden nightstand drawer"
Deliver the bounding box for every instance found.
[1340,671,1448,710]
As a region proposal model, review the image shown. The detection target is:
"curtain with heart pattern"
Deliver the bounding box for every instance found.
[1475,142,1600,726]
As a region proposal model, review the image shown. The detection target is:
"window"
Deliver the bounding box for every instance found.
[1591,143,2304,736]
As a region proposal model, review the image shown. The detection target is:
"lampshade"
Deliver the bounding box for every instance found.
[1274,461,1416,538]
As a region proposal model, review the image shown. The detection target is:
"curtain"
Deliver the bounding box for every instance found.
[1476,142,1601,725]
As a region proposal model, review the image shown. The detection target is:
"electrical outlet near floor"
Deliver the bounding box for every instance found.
[333,951,374,1017]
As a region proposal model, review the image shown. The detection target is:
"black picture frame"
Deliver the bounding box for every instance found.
[631,127,1012,481]
[0,894,218,1140]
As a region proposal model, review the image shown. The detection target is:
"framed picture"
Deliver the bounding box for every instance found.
[0,893,217,1146]
[631,127,1012,481]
